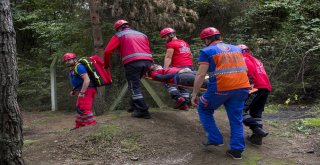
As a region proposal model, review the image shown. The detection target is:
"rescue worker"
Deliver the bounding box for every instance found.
[104,20,153,119]
[148,64,207,109]
[191,27,251,160]
[63,52,97,130]
[238,44,272,145]
[160,27,194,110]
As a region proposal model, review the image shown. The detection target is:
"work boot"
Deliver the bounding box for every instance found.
[253,127,269,137]
[179,105,189,111]
[247,134,262,145]
[174,97,186,109]
[127,108,134,113]
[131,110,151,119]
[226,149,242,160]
[142,111,151,119]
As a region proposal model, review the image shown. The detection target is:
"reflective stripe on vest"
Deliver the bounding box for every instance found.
[116,30,147,38]
[121,53,152,61]
[209,66,247,77]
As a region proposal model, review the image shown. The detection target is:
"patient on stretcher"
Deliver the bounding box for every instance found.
[147,64,208,88]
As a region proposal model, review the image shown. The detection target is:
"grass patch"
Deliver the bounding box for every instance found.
[88,125,119,143]
[264,104,282,113]
[266,120,281,128]
[242,150,262,165]
[31,118,48,125]
[267,160,294,165]
[120,137,143,153]
[243,150,294,165]
[310,104,320,112]
[302,118,320,127]
[107,111,123,120]
[24,139,37,146]
[290,118,320,134]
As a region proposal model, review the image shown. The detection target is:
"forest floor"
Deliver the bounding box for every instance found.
[23,106,320,165]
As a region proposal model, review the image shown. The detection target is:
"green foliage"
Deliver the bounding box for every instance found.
[231,0,320,103]
[13,0,320,112]
[13,0,96,111]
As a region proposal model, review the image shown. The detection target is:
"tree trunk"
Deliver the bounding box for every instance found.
[0,0,25,164]
[88,0,107,115]
[88,0,104,57]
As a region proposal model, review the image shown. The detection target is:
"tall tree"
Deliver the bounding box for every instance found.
[88,0,108,115]
[0,0,24,164]
[89,0,104,57]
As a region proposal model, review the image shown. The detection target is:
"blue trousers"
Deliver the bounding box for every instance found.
[197,89,248,151]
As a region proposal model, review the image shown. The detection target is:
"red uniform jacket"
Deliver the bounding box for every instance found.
[243,52,272,91]
[104,28,153,67]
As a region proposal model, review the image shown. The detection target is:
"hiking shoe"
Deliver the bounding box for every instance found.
[247,134,262,145]
[179,105,189,111]
[174,97,186,109]
[253,127,269,137]
[226,150,242,160]
[202,141,224,147]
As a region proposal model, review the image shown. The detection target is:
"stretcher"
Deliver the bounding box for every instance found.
[144,76,258,94]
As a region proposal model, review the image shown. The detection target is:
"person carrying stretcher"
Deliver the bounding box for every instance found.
[147,64,207,110]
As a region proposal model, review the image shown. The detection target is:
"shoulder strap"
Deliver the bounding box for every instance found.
[74,63,81,75]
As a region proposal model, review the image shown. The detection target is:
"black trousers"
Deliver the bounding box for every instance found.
[243,88,269,130]
[124,60,152,113]
[175,71,207,88]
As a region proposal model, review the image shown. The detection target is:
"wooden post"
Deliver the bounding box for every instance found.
[109,79,168,111]
[109,83,128,111]
[50,56,58,111]
[141,79,167,109]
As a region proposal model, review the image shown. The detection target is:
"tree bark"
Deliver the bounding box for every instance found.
[88,0,104,57]
[88,0,107,115]
[0,0,25,164]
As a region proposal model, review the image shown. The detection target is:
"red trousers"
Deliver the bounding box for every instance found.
[75,88,97,128]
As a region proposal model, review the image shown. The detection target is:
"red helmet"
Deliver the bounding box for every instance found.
[114,19,129,30]
[199,27,221,40]
[63,52,77,62]
[160,28,176,38]
[237,44,250,50]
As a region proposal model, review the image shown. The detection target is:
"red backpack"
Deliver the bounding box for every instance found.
[75,55,112,87]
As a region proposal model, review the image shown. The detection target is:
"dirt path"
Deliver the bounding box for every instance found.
[22,109,320,165]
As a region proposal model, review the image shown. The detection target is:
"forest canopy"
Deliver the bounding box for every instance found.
[12,0,320,111]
